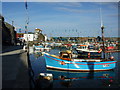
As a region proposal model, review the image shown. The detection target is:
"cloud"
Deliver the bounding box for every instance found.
[107,14,118,17]
[102,2,118,9]
[58,2,82,7]
[56,7,98,13]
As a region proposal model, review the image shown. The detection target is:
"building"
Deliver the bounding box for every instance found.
[34,28,45,41]
[34,28,42,41]
[16,28,47,42]
[24,34,34,41]
[16,33,24,39]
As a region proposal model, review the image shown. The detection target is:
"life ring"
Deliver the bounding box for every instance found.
[60,61,65,65]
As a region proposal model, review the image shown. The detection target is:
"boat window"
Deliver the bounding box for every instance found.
[60,52,71,58]
[62,54,69,58]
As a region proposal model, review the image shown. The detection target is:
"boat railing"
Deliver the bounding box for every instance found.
[73,59,102,62]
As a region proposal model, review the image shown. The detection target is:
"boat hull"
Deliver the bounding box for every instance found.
[44,54,117,72]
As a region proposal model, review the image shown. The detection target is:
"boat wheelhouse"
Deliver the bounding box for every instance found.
[76,44,102,59]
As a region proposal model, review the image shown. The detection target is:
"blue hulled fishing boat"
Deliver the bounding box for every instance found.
[44,51,116,72]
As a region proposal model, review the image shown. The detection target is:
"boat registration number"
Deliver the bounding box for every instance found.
[103,64,109,67]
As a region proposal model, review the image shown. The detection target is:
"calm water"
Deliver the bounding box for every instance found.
[29,47,120,88]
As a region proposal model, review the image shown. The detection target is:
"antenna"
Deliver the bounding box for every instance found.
[100,8,103,28]
[100,5,105,59]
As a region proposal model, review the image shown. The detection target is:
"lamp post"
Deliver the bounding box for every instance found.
[25,25,29,52]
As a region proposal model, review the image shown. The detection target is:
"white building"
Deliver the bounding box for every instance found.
[34,28,42,41]
[23,28,47,41]
[24,34,34,41]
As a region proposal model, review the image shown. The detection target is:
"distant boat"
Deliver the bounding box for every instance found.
[33,45,51,52]
[76,44,102,59]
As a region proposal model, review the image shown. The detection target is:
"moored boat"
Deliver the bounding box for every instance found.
[33,45,51,52]
[76,44,102,59]
[44,50,116,72]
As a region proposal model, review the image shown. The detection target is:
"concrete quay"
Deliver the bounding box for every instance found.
[1,46,30,89]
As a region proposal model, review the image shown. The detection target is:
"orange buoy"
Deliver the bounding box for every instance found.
[60,61,65,65]
[88,53,90,58]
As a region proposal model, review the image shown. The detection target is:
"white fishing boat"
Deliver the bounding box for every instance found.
[33,45,51,52]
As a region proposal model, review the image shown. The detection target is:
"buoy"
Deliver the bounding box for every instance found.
[88,53,90,58]
[98,49,102,53]
[110,56,114,60]
[60,61,65,65]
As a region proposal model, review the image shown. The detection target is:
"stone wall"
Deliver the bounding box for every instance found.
[0,15,17,46]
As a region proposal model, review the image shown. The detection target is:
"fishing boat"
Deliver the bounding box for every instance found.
[44,50,116,72]
[33,45,51,52]
[76,44,102,59]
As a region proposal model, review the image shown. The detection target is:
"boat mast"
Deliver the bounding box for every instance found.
[100,8,105,59]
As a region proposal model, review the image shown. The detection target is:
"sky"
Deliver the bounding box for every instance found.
[2,2,118,37]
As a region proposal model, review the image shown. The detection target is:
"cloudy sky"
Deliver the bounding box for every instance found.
[2,1,118,37]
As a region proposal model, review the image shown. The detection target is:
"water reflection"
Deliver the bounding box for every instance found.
[47,70,115,80]
[47,69,116,88]
[33,52,42,59]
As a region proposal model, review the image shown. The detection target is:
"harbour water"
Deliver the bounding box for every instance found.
[29,47,120,88]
